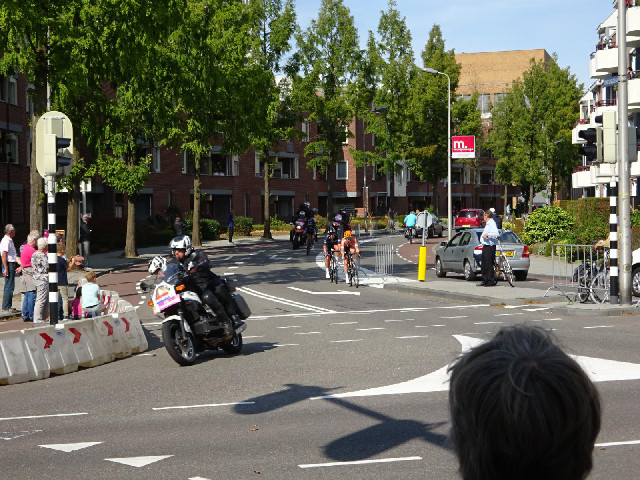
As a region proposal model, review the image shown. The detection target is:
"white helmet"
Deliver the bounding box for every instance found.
[148,256,166,275]
[170,235,193,255]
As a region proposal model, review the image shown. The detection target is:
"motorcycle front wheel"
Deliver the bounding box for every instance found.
[162,320,197,366]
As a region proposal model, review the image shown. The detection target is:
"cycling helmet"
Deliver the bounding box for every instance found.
[312,208,318,214]
[343,230,352,238]
[148,256,166,275]
[334,213,342,222]
[170,235,193,255]
[327,226,336,235]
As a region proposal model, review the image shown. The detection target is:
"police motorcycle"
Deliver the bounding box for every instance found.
[291,211,309,250]
[142,258,251,366]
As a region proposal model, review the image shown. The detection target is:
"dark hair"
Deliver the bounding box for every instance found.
[448,325,601,480]
[485,211,493,219]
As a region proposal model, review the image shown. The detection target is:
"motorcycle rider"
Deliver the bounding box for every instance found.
[170,235,235,336]
[290,210,308,244]
[322,227,340,279]
[404,210,417,238]
[340,230,361,282]
[339,208,351,231]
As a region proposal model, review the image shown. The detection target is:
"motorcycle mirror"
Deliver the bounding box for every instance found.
[140,281,149,292]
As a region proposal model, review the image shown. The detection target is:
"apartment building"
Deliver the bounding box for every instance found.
[572,4,640,202]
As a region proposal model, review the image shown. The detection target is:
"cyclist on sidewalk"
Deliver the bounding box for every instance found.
[340,230,361,282]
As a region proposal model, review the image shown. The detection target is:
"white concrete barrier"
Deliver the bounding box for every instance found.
[63,319,109,368]
[117,308,148,354]
[106,292,120,314]
[20,326,53,381]
[0,330,37,385]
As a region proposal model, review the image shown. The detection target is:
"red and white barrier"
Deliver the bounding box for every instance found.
[0,330,37,385]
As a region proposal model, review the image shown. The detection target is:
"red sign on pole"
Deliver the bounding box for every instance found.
[452,136,475,158]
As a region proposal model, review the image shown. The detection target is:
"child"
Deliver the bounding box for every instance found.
[57,243,82,320]
[81,271,106,318]
[71,288,83,320]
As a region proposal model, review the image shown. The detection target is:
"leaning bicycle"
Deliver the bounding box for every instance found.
[494,238,515,287]
[589,249,610,304]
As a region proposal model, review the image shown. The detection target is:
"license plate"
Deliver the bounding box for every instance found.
[462,224,470,228]
[496,251,514,257]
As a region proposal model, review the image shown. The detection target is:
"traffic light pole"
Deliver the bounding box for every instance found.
[617,2,632,304]
[47,175,59,324]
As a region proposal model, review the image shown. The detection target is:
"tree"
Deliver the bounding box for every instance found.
[365,0,415,213]
[162,0,270,247]
[288,0,360,216]
[248,0,297,239]
[451,92,483,206]
[409,25,460,214]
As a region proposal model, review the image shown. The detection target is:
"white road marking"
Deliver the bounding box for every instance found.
[0,413,88,422]
[299,456,422,468]
[234,262,245,265]
[294,332,322,335]
[385,319,415,322]
[330,339,363,343]
[238,286,335,313]
[595,440,640,447]
[222,272,235,276]
[474,321,503,325]
[242,335,265,339]
[584,325,614,329]
[140,295,146,300]
[228,266,239,269]
[288,286,360,296]
[274,343,299,347]
[331,321,358,325]
[430,324,446,327]
[396,335,429,339]
[494,313,523,316]
[356,328,386,331]
[530,318,563,322]
[145,322,162,326]
[522,307,550,311]
[153,402,254,411]
[0,430,42,440]
[105,456,173,468]
[269,255,278,260]
[441,316,467,319]
[39,442,103,452]
[277,326,301,329]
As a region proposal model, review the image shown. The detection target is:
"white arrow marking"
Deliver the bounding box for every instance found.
[312,335,640,399]
[40,442,102,452]
[105,456,173,467]
[595,440,640,447]
[288,286,360,296]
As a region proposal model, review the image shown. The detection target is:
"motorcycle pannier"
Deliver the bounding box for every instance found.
[233,294,251,320]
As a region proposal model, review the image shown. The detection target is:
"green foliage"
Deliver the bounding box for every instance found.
[185,218,220,241]
[268,216,291,230]
[314,215,327,230]
[502,221,516,231]
[631,210,640,228]
[521,206,574,244]
[233,216,254,236]
[557,198,609,245]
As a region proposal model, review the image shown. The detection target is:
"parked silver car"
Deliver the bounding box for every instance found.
[434,229,531,281]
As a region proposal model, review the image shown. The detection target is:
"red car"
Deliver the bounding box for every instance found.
[455,209,486,230]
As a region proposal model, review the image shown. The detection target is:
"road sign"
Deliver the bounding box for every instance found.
[452,135,475,158]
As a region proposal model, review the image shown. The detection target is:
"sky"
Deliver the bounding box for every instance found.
[295,0,614,90]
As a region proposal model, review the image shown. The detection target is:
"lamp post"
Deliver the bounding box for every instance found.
[422,67,452,239]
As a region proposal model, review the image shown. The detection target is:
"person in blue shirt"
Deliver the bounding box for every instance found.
[404,211,417,238]
[478,211,499,286]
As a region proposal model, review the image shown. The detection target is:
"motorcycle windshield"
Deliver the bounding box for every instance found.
[158,262,184,286]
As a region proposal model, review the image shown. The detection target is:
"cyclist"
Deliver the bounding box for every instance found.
[323,227,340,279]
[340,230,361,282]
[404,210,417,238]
[170,235,235,335]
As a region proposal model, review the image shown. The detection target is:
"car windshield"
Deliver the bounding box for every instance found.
[157,262,184,286]
[457,211,477,218]
[499,231,521,244]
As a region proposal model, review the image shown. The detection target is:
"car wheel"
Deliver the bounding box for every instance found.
[435,257,446,278]
[463,260,476,281]
[632,266,640,297]
[438,228,443,238]
[514,271,528,281]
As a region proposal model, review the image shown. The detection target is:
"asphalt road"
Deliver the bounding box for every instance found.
[1,236,639,479]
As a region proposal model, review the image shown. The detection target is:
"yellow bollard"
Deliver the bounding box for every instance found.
[418,246,427,281]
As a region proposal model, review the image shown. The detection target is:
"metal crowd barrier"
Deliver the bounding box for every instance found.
[375,244,394,275]
[544,244,609,302]
[353,222,361,238]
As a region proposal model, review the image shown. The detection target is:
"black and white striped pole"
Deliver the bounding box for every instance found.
[609,181,618,304]
[46,175,59,324]
[34,111,73,324]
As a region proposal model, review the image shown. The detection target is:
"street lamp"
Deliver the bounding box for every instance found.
[422,67,452,239]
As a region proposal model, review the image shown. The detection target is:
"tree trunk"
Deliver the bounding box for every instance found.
[528,183,534,213]
[124,195,137,257]
[65,183,80,257]
[503,184,508,217]
[29,116,44,233]
[550,169,556,205]
[192,153,201,247]
[262,156,272,239]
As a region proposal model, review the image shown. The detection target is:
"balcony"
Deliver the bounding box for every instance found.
[590,54,609,79]
[631,160,640,177]
[628,4,640,36]
[593,45,619,74]
[628,76,640,112]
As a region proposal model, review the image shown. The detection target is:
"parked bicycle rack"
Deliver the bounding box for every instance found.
[545,244,610,303]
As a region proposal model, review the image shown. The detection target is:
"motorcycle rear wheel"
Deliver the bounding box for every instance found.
[222,333,243,354]
[162,321,197,366]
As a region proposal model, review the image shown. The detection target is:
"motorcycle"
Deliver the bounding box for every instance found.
[291,219,307,250]
[142,262,250,366]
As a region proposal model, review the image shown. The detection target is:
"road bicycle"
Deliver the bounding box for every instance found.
[344,250,359,287]
[494,239,515,287]
[589,249,610,304]
[404,226,415,244]
[328,251,339,284]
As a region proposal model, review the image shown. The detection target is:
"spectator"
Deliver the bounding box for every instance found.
[81,271,106,318]
[478,211,498,287]
[227,209,235,243]
[71,288,83,320]
[79,214,91,268]
[31,237,49,323]
[1,224,22,313]
[173,215,187,236]
[57,243,82,320]
[489,207,503,229]
[448,325,601,480]
[506,204,512,222]
[20,231,39,322]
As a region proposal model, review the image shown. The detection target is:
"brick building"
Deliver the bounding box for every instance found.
[2,49,548,230]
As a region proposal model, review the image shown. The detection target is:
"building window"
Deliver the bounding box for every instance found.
[480,170,494,185]
[337,160,348,180]
[477,94,491,114]
[272,157,298,179]
[301,119,310,142]
[493,93,507,106]
[1,132,19,164]
[184,151,232,176]
[137,144,161,172]
[1,76,18,105]
[457,94,472,102]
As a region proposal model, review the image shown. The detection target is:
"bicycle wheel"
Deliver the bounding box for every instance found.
[501,256,515,287]
[353,257,359,288]
[590,270,610,304]
[328,256,334,282]
[333,256,340,284]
